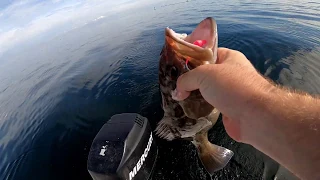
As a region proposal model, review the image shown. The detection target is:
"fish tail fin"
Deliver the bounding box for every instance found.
[193,132,234,175]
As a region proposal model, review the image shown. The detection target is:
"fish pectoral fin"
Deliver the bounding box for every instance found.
[196,141,234,175]
[155,117,181,141]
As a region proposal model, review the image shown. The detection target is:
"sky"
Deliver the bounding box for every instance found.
[0,0,160,57]
[1,0,317,57]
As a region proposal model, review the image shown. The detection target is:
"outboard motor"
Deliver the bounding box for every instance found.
[87,113,158,180]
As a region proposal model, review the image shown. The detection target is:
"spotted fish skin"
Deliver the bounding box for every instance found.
[155,17,234,175]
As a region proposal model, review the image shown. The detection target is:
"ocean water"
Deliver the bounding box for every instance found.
[0,0,320,179]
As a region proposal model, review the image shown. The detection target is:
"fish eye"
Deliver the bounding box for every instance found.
[171,66,178,78]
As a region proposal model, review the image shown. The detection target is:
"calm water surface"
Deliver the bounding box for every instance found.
[1,0,320,179]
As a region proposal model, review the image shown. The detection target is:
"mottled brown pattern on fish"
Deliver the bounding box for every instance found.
[159,41,214,121]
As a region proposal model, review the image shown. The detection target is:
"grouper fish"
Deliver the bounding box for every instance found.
[155,17,234,174]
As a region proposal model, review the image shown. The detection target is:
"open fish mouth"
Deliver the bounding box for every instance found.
[164,17,218,65]
[165,17,217,52]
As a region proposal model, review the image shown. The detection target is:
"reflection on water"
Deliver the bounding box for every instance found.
[0,0,320,179]
[266,48,320,95]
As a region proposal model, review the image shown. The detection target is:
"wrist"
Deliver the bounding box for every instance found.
[238,76,279,144]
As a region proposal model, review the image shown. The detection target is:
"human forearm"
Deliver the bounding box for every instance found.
[172,47,320,179]
[244,82,320,180]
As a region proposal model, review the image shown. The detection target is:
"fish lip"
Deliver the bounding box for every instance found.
[165,17,217,52]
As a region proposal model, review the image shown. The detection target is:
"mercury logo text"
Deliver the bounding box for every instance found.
[129,133,153,180]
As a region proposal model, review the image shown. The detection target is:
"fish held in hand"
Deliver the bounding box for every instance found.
[156,17,234,174]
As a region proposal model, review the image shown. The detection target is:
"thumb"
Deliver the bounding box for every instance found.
[172,65,211,101]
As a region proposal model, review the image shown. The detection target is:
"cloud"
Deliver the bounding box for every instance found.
[0,0,160,56]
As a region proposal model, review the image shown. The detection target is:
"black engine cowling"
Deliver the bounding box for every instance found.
[87,113,158,180]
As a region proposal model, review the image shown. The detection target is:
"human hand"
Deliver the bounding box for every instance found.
[172,48,273,142]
